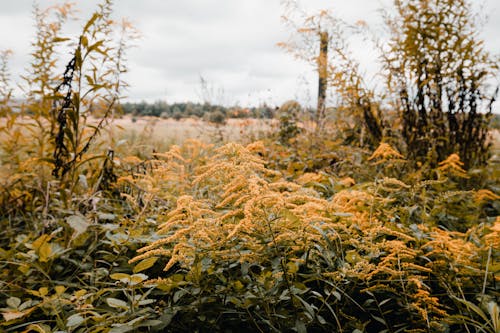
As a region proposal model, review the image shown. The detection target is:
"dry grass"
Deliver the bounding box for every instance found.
[0,114,273,146]
[113,116,271,144]
[108,116,274,154]
[2,115,499,157]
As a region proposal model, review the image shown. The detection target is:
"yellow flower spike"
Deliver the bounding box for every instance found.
[437,153,469,178]
[368,142,404,164]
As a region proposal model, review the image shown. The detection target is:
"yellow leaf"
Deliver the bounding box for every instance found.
[38,242,52,262]
[22,323,51,333]
[55,286,66,295]
[74,289,87,298]
[233,280,244,290]
[488,262,500,273]
[32,234,50,251]
[110,273,130,281]
[133,257,158,273]
[345,250,361,264]
[130,273,148,285]
[171,274,184,282]
[286,261,299,274]
[156,283,173,292]
[282,209,301,225]
[39,287,49,297]
[18,263,30,274]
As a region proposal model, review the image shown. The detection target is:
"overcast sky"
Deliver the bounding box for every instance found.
[1,0,499,107]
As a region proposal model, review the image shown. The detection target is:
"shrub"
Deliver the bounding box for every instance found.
[277,100,301,144]
[207,109,227,125]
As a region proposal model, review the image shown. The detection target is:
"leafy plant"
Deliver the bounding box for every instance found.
[382,0,499,169]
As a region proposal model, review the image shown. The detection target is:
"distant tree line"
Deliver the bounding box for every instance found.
[120,101,276,121]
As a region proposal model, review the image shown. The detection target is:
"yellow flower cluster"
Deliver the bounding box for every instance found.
[127,140,496,325]
[368,142,405,164]
[437,153,469,178]
[131,142,333,270]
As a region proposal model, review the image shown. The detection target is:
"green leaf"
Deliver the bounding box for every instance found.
[67,313,85,327]
[133,257,158,273]
[451,296,489,323]
[67,215,90,240]
[286,261,299,274]
[6,297,21,309]
[295,318,307,333]
[371,315,386,325]
[345,250,361,264]
[486,301,499,332]
[295,294,316,317]
[129,273,148,285]
[139,320,163,327]
[282,208,301,225]
[98,213,116,221]
[109,325,135,333]
[106,297,128,309]
[332,291,341,301]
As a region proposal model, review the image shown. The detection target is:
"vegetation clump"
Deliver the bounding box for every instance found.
[0,0,498,332]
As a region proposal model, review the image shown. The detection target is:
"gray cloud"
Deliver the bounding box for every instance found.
[1,0,499,107]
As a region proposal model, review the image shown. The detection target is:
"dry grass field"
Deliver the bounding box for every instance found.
[0,115,275,157]
[109,116,275,152]
[2,115,499,154]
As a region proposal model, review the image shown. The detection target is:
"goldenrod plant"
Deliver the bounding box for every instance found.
[0,0,138,217]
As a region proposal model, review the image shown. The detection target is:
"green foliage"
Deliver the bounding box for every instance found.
[120,100,275,119]
[206,109,226,125]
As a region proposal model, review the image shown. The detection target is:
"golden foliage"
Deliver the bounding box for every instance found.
[131,142,331,271]
[126,139,498,328]
[368,142,405,164]
[474,189,500,205]
[438,153,469,178]
[484,217,500,249]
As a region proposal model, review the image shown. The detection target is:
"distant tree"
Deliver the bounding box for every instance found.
[279,2,343,128]
[383,0,499,168]
[279,1,383,146]
[207,109,227,125]
[277,100,301,144]
[172,108,183,121]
